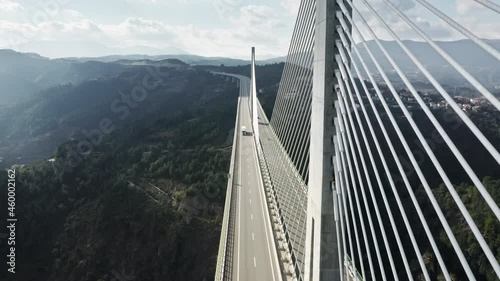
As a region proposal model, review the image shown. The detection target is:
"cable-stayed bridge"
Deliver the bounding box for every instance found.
[215,1,500,280]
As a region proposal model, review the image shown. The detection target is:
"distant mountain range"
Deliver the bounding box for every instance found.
[64,53,286,66]
[353,39,500,89]
[14,41,189,58]
[1,38,499,105]
[281,39,500,90]
[55,38,500,90]
[0,49,126,105]
[0,50,189,105]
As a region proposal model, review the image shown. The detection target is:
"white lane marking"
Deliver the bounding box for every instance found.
[250,199,252,205]
[251,213,253,220]
[252,233,255,241]
[249,190,251,194]
[254,257,257,268]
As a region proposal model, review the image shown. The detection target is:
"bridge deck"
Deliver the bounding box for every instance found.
[229,75,282,281]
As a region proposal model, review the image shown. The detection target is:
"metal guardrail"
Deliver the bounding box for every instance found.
[345,255,363,281]
[256,100,304,281]
[214,78,241,281]
[257,140,300,280]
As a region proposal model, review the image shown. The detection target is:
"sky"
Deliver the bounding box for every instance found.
[0,0,498,59]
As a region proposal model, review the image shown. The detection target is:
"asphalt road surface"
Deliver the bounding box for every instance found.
[223,73,282,281]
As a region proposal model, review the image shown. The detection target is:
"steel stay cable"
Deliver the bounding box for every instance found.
[336,69,384,280]
[374,0,500,224]
[286,75,312,167]
[336,116,361,281]
[336,93,368,279]
[415,0,500,61]
[274,0,315,140]
[336,21,452,280]
[298,130,311,179]
[272,0,315,139]
[282,50,313,156]
[333,135,347,281]
[354,1,500,276]
[336,38,414,280]
[274,6,315,144]
[378,0,500,115]
[280,30,315,156]
[474,0,500,13]
[271,0,311,130]
[340,1,476,278]
[272,3,314,184]
[292,95,312,177]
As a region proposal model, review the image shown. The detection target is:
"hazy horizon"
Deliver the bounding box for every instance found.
[3,37,500,62]
[1,0,499,59]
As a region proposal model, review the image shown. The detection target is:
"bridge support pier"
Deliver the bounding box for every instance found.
[305,0,346,280]
[251,47,260,142]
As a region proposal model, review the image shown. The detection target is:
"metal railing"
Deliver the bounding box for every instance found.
[257,100,307,280]
[214,79,241,281]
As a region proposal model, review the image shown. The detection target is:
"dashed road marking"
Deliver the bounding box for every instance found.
[251,214,253,220]
[254,257,256,268]
[252,233,255,240]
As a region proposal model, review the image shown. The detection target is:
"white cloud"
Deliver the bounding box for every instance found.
[280,0,300,16]
[456,0,484,15]
[236,5,284,29]
[170,5,289,58]
[0,1,292,58]
[99,17,177,47]
[0,0,23,11]
[126,0,189,3]
[0,0,497,58]
[350,0,500,42]
[391,0,416,11]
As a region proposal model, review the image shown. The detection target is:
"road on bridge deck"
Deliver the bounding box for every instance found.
[225,74,282,281]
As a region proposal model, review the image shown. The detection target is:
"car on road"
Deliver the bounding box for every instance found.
[241,126,253,136]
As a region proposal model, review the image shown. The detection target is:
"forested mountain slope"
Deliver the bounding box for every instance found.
[0,65,239,281]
